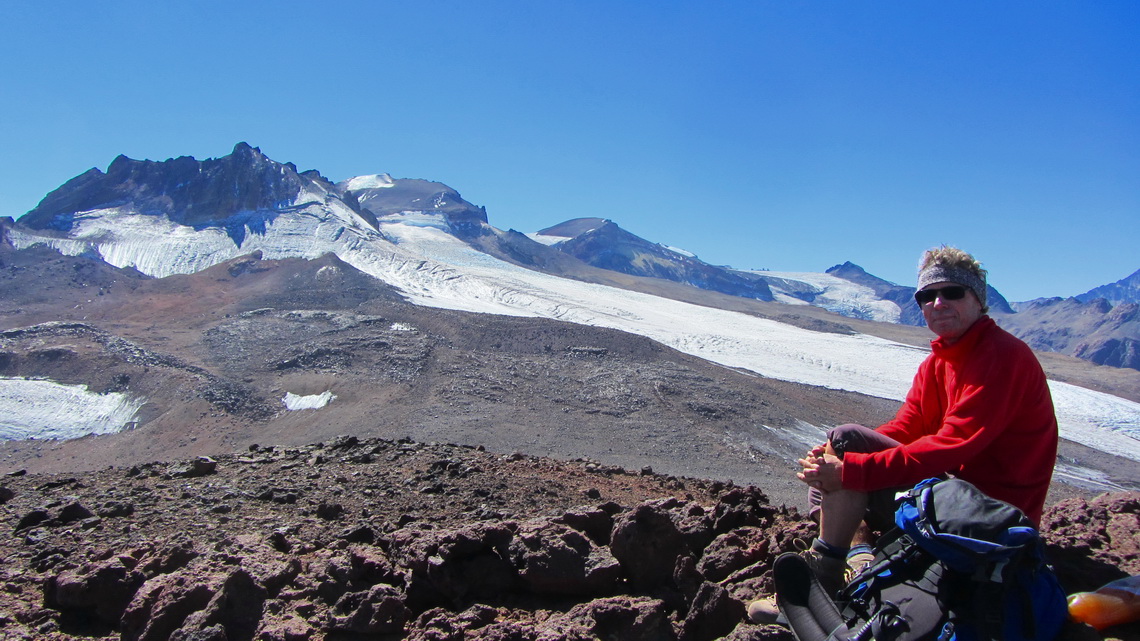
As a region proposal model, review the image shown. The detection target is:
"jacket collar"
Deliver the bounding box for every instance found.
[931,315,994,361]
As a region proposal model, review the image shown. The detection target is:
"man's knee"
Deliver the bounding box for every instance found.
[827,424,899,456]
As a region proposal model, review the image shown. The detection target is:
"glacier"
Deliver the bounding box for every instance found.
[9,205,1140,462]
[0,377,143,440]
[760,270,902,324]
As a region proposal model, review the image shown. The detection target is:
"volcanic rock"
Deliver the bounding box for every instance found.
[0,438,1135,640]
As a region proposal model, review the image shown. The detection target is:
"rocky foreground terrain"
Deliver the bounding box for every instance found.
[0,436,1136,641]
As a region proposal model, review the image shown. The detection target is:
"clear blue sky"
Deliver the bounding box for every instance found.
[1,1,1136,302]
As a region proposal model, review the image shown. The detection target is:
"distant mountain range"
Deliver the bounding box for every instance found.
[530,218,775,302]
[528,218,1135,371]
[2,142,1139,494]
[1074,269,1140,307]
[6,142,1139,374]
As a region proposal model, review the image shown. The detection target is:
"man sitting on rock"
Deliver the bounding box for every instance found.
[749,245,1059,624]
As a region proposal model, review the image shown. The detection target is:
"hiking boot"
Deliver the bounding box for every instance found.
[745,546,847,624]
[801,548,847,597]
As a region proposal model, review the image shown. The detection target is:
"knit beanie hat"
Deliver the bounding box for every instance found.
[917,263,987,308]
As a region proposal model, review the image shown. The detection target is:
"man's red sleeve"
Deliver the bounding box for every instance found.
[840,353,1025,492]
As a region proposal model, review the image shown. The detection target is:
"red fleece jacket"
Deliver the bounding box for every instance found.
[841,316,1058,525]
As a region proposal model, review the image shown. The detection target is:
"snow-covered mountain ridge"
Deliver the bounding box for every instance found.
[533,218,1137,370]
[530,223,906,324]
[5,144,1140,466]
[532,218,775,302]
[744,270,904,324]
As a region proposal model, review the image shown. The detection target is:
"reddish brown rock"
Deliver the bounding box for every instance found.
[678,582,747,641]
[386,522,519,609]
[610,500,700,593]
[0,439,1136,641]
[44,556,144,626]
[534,595,673,641]
[697,527,770,583]
[1042,491,1140,593]
[325,583,409,634]
[171,568,265,640]
[509,519,621,596]
[120,572,217,641]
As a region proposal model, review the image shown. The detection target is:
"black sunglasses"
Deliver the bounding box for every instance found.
[914,285,968,305]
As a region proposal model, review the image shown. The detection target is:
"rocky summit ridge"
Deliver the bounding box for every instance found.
[20,143,366,236]
[0,438,1137,641]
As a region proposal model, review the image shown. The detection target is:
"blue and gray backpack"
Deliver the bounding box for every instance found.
[774,478,1068,641]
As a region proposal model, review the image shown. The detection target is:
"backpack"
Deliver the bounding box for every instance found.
[774,478,1068,641]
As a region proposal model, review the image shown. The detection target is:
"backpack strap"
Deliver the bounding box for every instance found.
[970,575,1006,641]
[847,601,910,641]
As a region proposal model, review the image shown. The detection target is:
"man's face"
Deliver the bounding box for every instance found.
[919,281,984,343]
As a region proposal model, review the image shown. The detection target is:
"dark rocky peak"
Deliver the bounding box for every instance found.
[560,219,638,245]
[984,286,1015,314]
[300,168,333,186]
[826,261,867,276]
[537,217,612,239]
[341,175,488,237]
[1076,268,1140,307]
[582,220,645,244]
[1013,296,1066,312]
[1108,301,1139,322]
[548,219,774,301]
[1086,298,1115,315]
[550,220,699,264]
[19,143,354,234]
[17,167,109,231]
[1017,296,1112,315]
[1069,300,1140,370]
[826,262,898,291]
[556,220,685,264]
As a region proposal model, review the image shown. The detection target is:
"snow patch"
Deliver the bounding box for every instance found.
[525,233,570,246]
[390,323,415,332]
[376,212,450,232]
[345,174,395,190]
[282,391,336,411]
[771,293,812,307]
[0,378,143,440]
[1052,459,1131,493]
[663,245,696,258]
